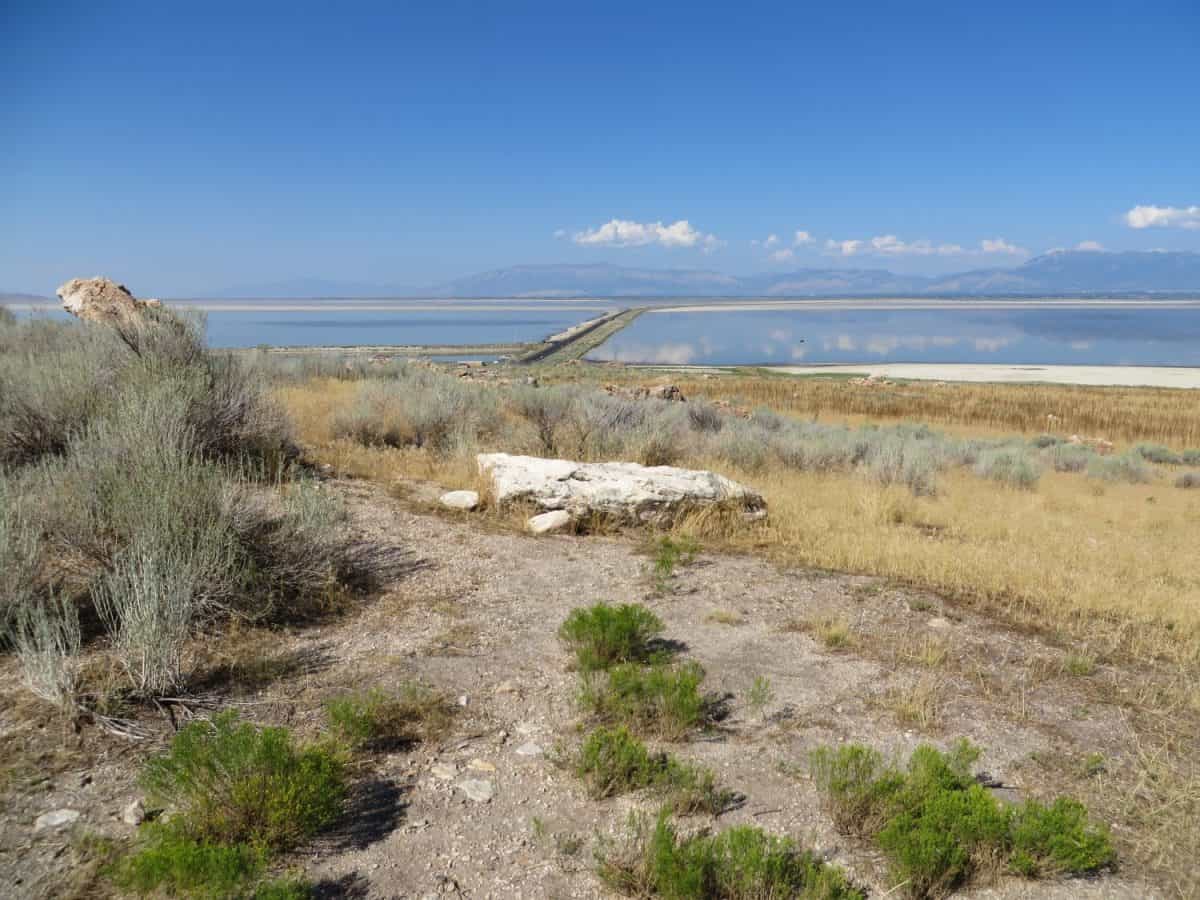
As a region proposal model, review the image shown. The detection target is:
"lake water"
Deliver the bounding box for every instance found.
[20,299,616,349]
[586,304,1200,367]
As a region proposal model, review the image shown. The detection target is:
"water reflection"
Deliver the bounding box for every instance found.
[589,308,1200,367]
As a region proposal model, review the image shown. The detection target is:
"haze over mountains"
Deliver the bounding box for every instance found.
[6,251,1200,302]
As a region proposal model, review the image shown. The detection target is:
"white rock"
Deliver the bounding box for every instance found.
[457,778,495,803]
[527,510,572,534]
[35,809,80,831]
[439,490,479,511]
[122,799,145,826]
[514,741,544,757]
[478,453,765,525]
[430,763,458,781]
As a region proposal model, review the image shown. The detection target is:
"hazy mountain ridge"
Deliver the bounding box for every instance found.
[430,251,1200,298]
[9,251,1200,302]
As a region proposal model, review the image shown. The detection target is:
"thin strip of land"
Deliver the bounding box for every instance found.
[768,363,1200,388]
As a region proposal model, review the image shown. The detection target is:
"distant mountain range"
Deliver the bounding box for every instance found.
[7,250,1200,302]
[425,251,1200,298]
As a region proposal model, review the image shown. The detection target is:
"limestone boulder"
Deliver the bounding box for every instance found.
[56,277,159,324]
[478,453,765,525]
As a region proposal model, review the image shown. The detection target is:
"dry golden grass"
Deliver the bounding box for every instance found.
[279,376,1200,667]
[664,372,1200,448]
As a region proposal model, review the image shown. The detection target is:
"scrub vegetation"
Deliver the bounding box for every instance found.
[277,362,1200,664]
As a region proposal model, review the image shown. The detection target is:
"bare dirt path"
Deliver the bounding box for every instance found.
[1,477,1173,898]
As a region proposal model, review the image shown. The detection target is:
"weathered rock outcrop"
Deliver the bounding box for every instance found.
[477,453,765,525]
[56,277,160,323]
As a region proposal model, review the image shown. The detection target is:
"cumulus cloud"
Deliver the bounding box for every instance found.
[1076,240,1105,251]
[770,248,795,262]
[825,235,962,257]
[980,237,1027,255]
[793,230,814,246]
[825,239,864,256]
[763,233,780,248]
[1125,205,1200,230]
[571,218,721,249]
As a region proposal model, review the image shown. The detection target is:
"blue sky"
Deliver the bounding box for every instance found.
[2,0,1198,295]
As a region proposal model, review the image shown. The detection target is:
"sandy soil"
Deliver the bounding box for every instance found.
[1,478,1174,899]
[769,363,1200,388]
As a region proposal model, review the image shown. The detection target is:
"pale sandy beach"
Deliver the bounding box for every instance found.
[771,363,1200,388]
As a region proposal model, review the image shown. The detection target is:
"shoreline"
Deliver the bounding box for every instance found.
[761,363,1200,388]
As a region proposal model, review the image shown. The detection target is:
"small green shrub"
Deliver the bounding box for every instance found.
[576,726,733,815]
[600,812,863,899]
[1030,434,1065,449]
[809,744,904,837]
[1175,472,1200,489]
[325,684,454,750]
[112,825,265,898]
[1134,442,1182,465]
[1182,449,1200,466]
[973,449,1041,490]
[559,603,666,671]
[1087,452,1151,484]
[580,662,709,741]
[652,535,701,585]
[1008,798,1115,877]
[1044,443,1093,473]
[810,740,1113,898]
[141,711,345,851]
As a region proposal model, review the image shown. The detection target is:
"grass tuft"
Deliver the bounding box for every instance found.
[140,710,345,851]
[575,726,735,815]
[325,684,455,750]
[559,603,666,671]
[599,811,864,899]
[809,740,1113,898]
[579,661,711,741]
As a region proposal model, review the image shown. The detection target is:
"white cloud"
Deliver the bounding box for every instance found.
[571,218,721,249]
[980,237,1027,255]
[793,230,814,246]
[763,233,780,248]
[1125,204,1200,230]
[770,248,795,262]
[1076,240,1105,251]
[825,239,864,256]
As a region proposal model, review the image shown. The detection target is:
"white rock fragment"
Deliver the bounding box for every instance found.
[122,799,145,827]
[527,510,571,534]
[439,490,479,511]
[514,741,544,757]
[457,778,495,803]
[35,809,80,831]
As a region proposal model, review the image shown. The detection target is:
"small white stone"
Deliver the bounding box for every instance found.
[431,763,458,781]
[35,809,80,831]
[514,741,544,757]
[457,778,495,803]
[122,799,145,827]
[527,510,571,534]
[439,490,479,511]
[927,616,951,629]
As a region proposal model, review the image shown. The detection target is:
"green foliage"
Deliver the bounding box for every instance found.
[1134,442,1182,465]
[809,743,904,837]
[580,662,710,741]
[746,676,773,718]
[141,711,345,851]
[325,684,454,750]
[1087,451,1152,484]
[575,726,734,815]
[1043,442,1094,473]
[1008,798,1115,877]
[559,603,666,671]
[972,448,1041,490]
[809,740,1113,898]
[600,812,863,899]
[651,535,700,586]
[112,824,265,898]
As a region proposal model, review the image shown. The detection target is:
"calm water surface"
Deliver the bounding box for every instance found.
[588,306,1200,367]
